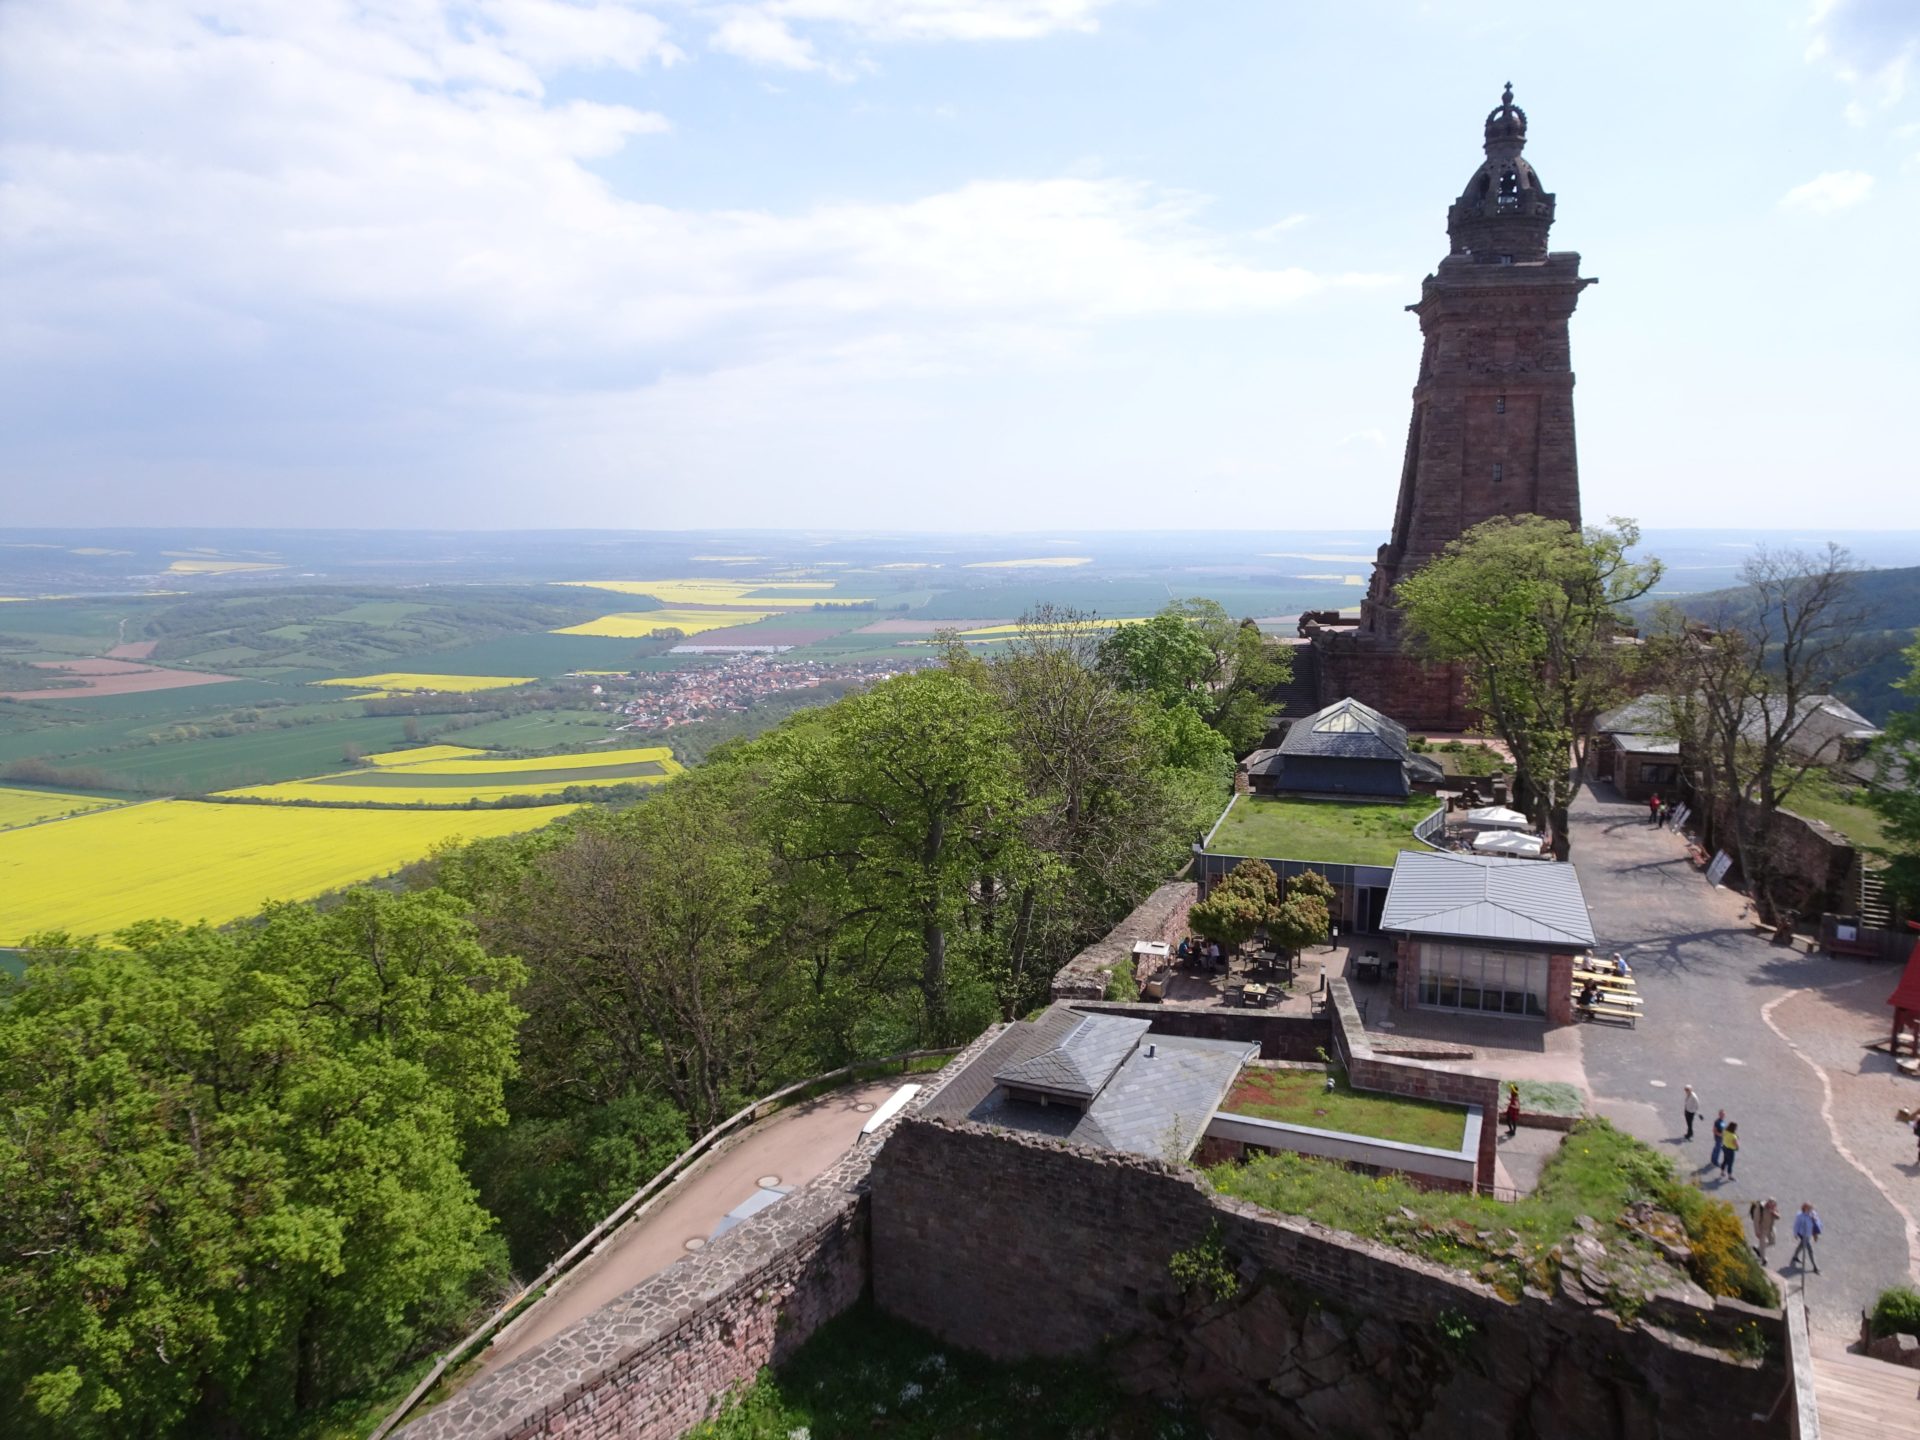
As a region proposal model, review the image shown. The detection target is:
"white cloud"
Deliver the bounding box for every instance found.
[740,0,1118,44]
[0,0,1376,523]
[1255,214,1312,239]
[1807,0,1916,118]
[709,12,824,70]
[1778,169,1877,212]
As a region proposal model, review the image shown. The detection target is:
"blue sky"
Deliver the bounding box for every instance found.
[2,0,1915,531]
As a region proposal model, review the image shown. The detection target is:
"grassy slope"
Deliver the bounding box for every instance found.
[1205,794,1438,866]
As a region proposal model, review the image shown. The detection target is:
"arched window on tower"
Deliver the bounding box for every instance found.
[1497,166,1520,211]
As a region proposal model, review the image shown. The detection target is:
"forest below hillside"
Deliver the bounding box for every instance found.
[0,603,1273,1439]
[1664,562,1920,723]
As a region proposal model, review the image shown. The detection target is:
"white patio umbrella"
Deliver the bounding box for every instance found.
[1472,829,1545,858]
[1462,805,1528,829]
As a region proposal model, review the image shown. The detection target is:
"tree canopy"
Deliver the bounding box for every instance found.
[1096,598,1292,760]
[1398,516,1661,859]
[0,890,522,1438]
[1866,635,1920,909]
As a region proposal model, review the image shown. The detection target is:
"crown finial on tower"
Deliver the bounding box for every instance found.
[1502,80,1513,108]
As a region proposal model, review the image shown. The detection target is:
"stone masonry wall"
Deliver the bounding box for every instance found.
[1311,633,1474,733]
[395,1026,1010,1440]
[870,1118,1784,1440]
[1050,881,1197,1001]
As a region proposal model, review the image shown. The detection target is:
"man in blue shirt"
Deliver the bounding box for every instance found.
[1789,1203,1822,1273]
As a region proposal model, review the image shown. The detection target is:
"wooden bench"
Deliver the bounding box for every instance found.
[1582,1000,1639,1028]
[1571,987,1641,1006]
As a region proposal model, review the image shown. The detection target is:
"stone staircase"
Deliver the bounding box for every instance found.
[1859,862,1893,932]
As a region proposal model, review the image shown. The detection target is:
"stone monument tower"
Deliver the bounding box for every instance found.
[1310,84,1595,729]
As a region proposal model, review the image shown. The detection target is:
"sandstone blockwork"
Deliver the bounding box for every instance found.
[1312,86,1595,731]
[870,1118,1784,1440]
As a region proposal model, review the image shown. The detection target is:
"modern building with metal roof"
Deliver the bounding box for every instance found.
[1380,849,1594,1024]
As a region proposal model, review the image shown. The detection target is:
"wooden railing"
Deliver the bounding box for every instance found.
[368,1047,958,1440]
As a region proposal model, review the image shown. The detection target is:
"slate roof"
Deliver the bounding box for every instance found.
[994,1014,1151,1100]
[1076,1032,1257,1159]
[1279,696,1411,763]
[924,1007,1256,1161]
[1595,693,1880,765]
[1613,732,1681,756]
[1381,848,1596,949]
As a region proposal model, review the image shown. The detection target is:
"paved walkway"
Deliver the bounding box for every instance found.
[484,1077,905,1371]
[1570,782,1920,1339]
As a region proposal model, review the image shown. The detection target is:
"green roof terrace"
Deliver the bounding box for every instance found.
[1203,792,1440,868]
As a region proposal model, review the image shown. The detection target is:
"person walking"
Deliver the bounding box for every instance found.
[1709,1110,1727,1170]
[1749,1198,1780,1260]
[1719,1121,1739,1178]
[1504,1084,1521,1139]
[1648,792,1662,826]
[1789,1203,1822,1273]
[1683,1085,1699,1140]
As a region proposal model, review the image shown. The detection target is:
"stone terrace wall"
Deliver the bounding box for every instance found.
[395,1027,1009,1440]
[1068,1000,1327,1062]
[1050,881,1196,1001]
[1329,979,1500,1188]
[870,1118,1786,1440]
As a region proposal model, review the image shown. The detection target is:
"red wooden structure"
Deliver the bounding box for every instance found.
[1888,925,1920,1057]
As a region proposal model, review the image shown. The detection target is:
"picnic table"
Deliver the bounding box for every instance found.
[1242,982,1271,1007]
[1352,952,1384,983]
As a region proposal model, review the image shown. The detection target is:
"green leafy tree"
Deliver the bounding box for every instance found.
[477,768,800,1132]
[1268,870,1334,957]
[1188,859,1280,951]
[1398,516,1662,859]
[0,889,522,1438]
[763,669,1036,1043]
[1096,598,1292,760]
[949,608,1226,1016]
[1864,637,1920,908]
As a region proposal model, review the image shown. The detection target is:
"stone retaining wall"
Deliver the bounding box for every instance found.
[870,1117,1785,1440]
[1049,881,1197,1001]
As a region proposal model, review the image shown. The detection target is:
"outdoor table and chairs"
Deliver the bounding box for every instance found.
[1352,951,1384,983]
[1241,982,1272,1007]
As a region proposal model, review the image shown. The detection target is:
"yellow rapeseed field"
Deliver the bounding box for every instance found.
[960,557,1093,569]
[372,746,677,775]
[0,801,578,944]
[553,608,772,638]
[165,558,285,574]
[218,746,682,806]
[0,786,120,831]
[556,579,872,607]
[313,673,537,696]
[956,617,1145,637]
[361,745,492,766]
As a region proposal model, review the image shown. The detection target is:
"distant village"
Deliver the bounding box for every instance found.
[599,652,932,730]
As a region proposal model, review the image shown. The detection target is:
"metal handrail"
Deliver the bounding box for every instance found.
[368,1046,958,1440]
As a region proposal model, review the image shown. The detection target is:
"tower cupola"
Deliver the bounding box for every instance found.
[1446,82,1556,263]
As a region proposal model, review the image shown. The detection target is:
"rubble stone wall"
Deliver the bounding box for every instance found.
[870,1117,1785,1440]
[1049,881,1197,1001]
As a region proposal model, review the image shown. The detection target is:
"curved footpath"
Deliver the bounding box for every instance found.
[1571,785,1920,1340]
[484,1077,904,1372]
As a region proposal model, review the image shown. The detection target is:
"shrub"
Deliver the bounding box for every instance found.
[1666,1185,1779,1308]
[1872,1286,1920,1339]
[1168,1222,1240,1303]
[1104,960,1139,1003]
